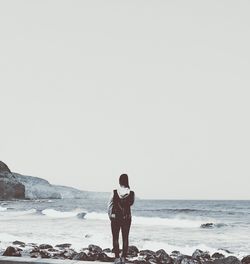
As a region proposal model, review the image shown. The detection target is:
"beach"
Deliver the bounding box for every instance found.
[0,198,250,262]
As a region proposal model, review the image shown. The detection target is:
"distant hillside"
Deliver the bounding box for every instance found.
[13,173,110,200]
[0,161,109,200]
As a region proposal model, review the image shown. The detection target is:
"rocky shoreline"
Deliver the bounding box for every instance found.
[0,241,249,264]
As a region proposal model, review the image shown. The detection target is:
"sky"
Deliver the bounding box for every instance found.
[0,1,249,199]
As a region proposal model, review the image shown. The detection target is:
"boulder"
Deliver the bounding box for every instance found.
[12,240,26,247]
[39,244,53,250]
[30,252,40,258]
[40,250,52,258]
[2,246,22,257]
[128,245,139,257]
[88,244,102,253]
[171,251,182,259]
[134,260,151,264]
[214,256,241,264]
[103,248,112,253]
[156,249,173,264]
[212,253,225,259]
[61,248,77,259]
[175,255,200,264]
[98,252,115,262]
[139,249,157,262]
[87,251,100,261]
[55,243,72,249]
[242,256,250,264]
[73,252,88,260]
[192,249,210,261]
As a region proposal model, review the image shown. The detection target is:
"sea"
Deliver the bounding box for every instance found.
[0,199,249,258]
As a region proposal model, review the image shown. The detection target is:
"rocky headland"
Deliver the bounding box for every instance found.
[0,161,109,200]
[0,161,25,200]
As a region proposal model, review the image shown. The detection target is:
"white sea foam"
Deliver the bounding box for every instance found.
[85,212,109,220]
[0,207,215,228]
[0,206,7,212]
[41,208,84,218]
[132,215,209,228]
[84,211,212,228]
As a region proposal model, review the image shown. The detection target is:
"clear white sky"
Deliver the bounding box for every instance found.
[0,1,249,199]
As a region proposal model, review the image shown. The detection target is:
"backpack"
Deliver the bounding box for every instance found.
[111,189,134,220]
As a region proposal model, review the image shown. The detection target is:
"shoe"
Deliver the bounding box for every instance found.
[121,257,126,264]
[114,257,121,264]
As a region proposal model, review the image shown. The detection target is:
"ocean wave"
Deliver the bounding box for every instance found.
[0,206,7,212]
[0,207,227,229]
[39,209,210,228]
[41,209,86,218]
[84,212,213,228]
[134,208,242,215]
[135,208,203,213]
[133,216,209,228]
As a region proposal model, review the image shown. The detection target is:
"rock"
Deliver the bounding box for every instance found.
[139,249,156,256]
[87,251,100,261]
[80,247,89,253]
[61,248,77,259]
[3,246,22,257]
[47,248,59,252]
[214,256,241,264]
[26,243,37,247]
[242,256,250,264]
[30,252,40,258]
[0,161,11,173]
[171,251,182,259]
[175,255,200,264]
[12,240,26,247]
[98,252,115,262]
[200,223,214,229]
[0,161,25,200]
[77,212,87,219]
[212,253,225,259]
[40,250,52,259]
[128,245,139,257]
[39,244,53,249]
[73,252,88,260]
[88,244,102,253]
[103,248,112,253]
[55,243,72,249]
[134,260,151,264]
[156,249,173,264]
[192,249,210,261]
[139,250,157,262]
[30,246,40,253]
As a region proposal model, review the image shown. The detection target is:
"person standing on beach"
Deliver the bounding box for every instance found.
[107,174,135,264]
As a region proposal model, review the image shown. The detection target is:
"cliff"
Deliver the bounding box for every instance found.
[0,161,25,200]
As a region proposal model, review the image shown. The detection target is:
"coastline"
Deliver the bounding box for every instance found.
[0,242,249,264]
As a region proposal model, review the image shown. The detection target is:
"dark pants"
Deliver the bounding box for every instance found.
[111,218,131,258]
